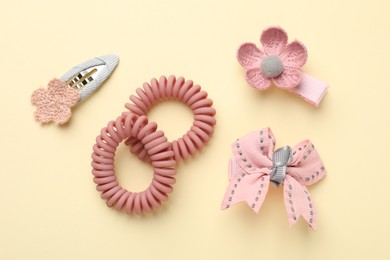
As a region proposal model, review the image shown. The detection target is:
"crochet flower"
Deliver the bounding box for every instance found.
[31,78,80,125]
[237,26,308,89]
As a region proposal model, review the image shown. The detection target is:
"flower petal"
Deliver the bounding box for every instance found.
[62,88,80,107]
[280,40,307,68]
[47,78,67,92]
[245,68,271,90]
[237,43,264,69]
[53,107,72,125]
[33,107,52,124]
[260,27,288,56]
[273,67,303,89]
[31,88,48,106]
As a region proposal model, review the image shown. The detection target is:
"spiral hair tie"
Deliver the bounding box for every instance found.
[92,114,176,215]
[92,75,216,215]
[125,75,216,163]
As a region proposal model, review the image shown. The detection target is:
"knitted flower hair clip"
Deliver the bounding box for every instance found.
[237,26,328,106]
[31,54,119,125]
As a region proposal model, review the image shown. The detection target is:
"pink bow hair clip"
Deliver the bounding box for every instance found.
[237,26,328,107]
[221,128,326,230]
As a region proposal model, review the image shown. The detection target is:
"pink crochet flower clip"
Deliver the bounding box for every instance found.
[31,79,80,125]
[237,26,328,106]
[31,54,119,125]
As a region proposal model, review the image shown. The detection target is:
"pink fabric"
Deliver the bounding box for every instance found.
[221,128,326,230]
[289,73,329,107]
[31,78,80,125]
[237,26,328,106]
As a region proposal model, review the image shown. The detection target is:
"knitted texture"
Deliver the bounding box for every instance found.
[221,128,326,230]
[31,78,80,125]
[237,26,329,106]
[237,26,307,90]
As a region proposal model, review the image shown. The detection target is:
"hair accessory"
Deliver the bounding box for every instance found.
[221,128,326,230]
[125,75,216,163]
[92,114,176,215]
[31,54,119,124]
[237,26,328,106]
[92,76,216,215]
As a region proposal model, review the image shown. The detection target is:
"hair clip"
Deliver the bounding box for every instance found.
[221,128,326,230]
[92,76,216,215]
[31,54,119,125]
[237,26,328,107]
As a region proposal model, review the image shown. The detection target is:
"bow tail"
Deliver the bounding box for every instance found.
[283,175,317,230]
[221,169,270,213]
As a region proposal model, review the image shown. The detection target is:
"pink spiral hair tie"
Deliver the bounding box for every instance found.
[221,128,326,230]
[92,75,216,215]
[92,113,176,215]
[237,26,328,107]
[125,75,216,163]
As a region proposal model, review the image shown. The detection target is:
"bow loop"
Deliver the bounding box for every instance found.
[231,128,276,173]
[287,140,326,186]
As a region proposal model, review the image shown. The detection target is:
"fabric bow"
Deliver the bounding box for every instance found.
[221,128,326,230]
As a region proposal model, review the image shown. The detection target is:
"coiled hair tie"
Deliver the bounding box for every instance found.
[92,114,176,215]
[92,76,216,214]
[125,75,216,162]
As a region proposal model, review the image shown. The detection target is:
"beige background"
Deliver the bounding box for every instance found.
[1,0,389,259]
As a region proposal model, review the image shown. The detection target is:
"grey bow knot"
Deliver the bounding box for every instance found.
[270,146,292,187]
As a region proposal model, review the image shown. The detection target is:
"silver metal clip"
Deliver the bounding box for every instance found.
[61,54,119,101]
